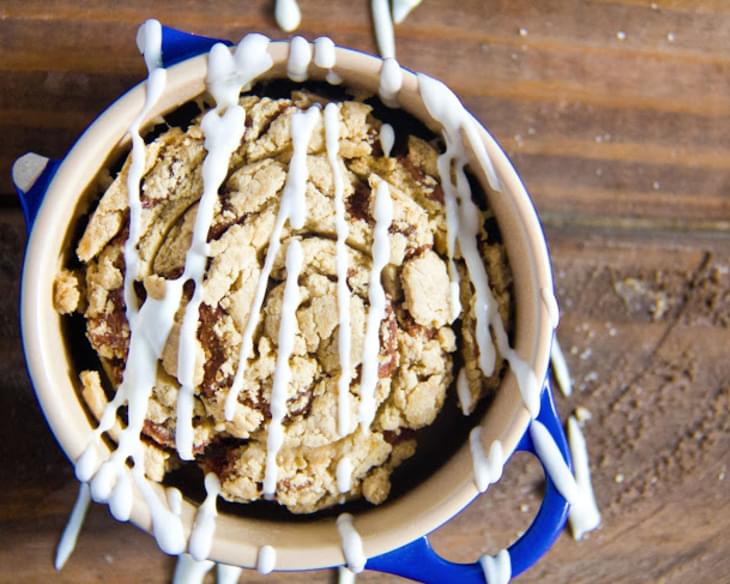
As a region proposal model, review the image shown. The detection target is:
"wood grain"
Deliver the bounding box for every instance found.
[0,1,728,583]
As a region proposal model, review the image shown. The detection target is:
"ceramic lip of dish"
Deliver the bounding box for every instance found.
[20,41,555,570]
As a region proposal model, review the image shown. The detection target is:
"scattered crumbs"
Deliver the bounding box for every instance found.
[608,327,618,337]
[667,32,675,42]
[650,476,657,484]
[580,348,593,360]
[519,27,528,37]
[651,2,659,9]
[527,126,536,136]
[511,52,519,60]
[614,473,625,484]
[520,503,530,513]
[653,181,661,190]
[719,470,726,481]
[558,269,566,279]
[603,133,612,141]
[616,31,626,41]
[584,371,598,383]
[575,406,592,424]
[595,135,603,143]
[570,345,579,355]
[514,133,524,146]
[595,167,603,177]
[104,554,114,564]
[480,43,490,53]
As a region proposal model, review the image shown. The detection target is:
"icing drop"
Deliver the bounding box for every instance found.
[226,105,321,420]
[55,482,91,570]
[336,513,366,573]
[257,544,277,574]
[357,179,393,434]
[529,420,579,504]
[314,36,342,84]
[550,337,573,398]
[124,18,166,326]
[172,553,214,584]
[469,426,504,492]
[479,549,511,584]
[379,123,394,157]
[275,0,302,32]
[378,57,403,107]
[188,473,221,561]
[456,368,473,416]
[133,463,186,555]
[216,564,243,584]
[263,239,304,498]
[336,456,353,494]
[338,567,357,584]
[324,103,354,437]
[371,0,396,59]
[392,0,423,24]
[541,287,560,329]
[288,35,312,82]
[109,468,133,521]
[567,416,602,539]
[167,487,183,515]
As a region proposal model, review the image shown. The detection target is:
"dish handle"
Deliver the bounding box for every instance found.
[12,153,61,234]
[159,25,231,68]
[366,382,571,583]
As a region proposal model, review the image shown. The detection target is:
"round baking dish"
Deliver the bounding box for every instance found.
[15,26,571,582]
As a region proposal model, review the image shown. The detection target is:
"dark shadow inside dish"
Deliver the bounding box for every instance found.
[60,78,514,524]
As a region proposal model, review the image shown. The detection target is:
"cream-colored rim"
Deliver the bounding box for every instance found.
[21,41,554,570]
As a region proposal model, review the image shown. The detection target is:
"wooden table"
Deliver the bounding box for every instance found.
[1,1,728,582]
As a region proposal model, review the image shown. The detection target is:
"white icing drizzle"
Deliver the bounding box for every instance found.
[275,0,302,32]
[288,35,312,82]
[324,103,354,437]
[336,513,366,574]
[256,544,277,574]
[172,553,214,584]
[551,337,573,398]
[469,426,504,492]
[357,179,393,434]
[479,549,511,584]
[417,72,541,418]
[189,473,221,561]
[541,287,560,329]
[263,239,304,498]
[74,20,192,557]
[226,105,321,420]
[73,32,277,561]
[176,90,247,461]
[529,420,579,504]
[314,37,342,85]
[567,416,602,539]
[378,58,403,107]
[371,0,396,59]
[338,567,357,584]
[216,564,243,584]
[336,456,353,494]
[392,0,423,24]
[456,368,473,415]
[55,482,91,570]
[379,123,395,157]
[176,34,273,460]
[123,19,166,326]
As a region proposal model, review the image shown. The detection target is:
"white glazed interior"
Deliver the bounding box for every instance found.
[20,42,554,570]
